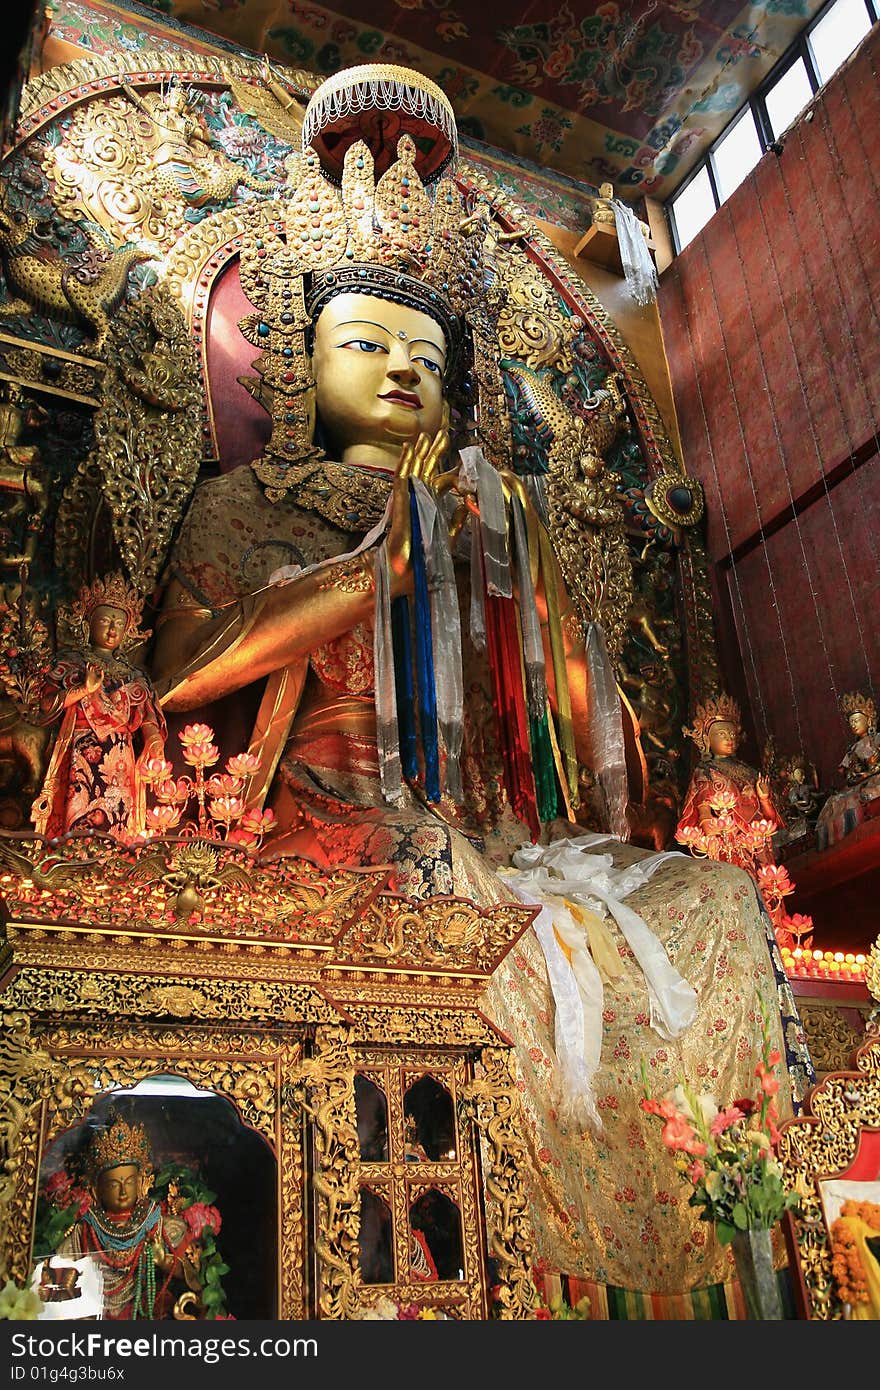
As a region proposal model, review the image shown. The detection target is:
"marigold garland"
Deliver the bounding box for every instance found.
[829,1199,880,1307]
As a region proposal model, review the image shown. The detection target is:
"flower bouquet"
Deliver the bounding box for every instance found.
[639,1001,799,1247]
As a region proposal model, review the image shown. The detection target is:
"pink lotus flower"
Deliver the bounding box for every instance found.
[179,723,214,748]
[182,742,219,768]
[208,796,245,822]
[155,777,189,804]
[205,774,241,798]
[183,1202,222,1238]
[226,753,260,778]
[240,807,276,835]
[758,864,793,894]
[142,757,174,783]
[146,804,181,833]
[227,827,257,847]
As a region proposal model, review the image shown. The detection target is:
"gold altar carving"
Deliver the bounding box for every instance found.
[797,1001,870,1078]
[284,1024,361,1320]
[0,1012,63,1280]
[778,1034,880,1319]
[0,831,534,972]
[460,1045,539,1319]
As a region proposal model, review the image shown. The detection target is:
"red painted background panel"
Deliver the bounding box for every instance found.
[659,25,880,797]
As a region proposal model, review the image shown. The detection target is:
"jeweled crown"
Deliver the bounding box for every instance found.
[69,572,146,646]
[237,126,495,501]
[683,692,742,755]
[84,1109,152,1180]
[841,690,876,728]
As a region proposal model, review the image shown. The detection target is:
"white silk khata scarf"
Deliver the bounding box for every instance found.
[501,832,698,1131]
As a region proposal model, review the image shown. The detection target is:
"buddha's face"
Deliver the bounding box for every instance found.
[707,719,738,757]
[312,292,447,470]
[89,605,127,652]
[95,1162,140,1214]
[849,711,868,737]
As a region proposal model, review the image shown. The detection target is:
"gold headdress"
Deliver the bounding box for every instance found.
[841,691,877,730]
[68,572,148,650]
[83,1109,153,1181]
[237,65,499,504]
[682,692,742,756]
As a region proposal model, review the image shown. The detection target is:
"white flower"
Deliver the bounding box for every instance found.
[667,1084,718,1127]
[0,1279,42,1320]
[355,1295,399,1321]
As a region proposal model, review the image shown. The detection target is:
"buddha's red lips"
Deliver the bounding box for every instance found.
[380,390,421,408]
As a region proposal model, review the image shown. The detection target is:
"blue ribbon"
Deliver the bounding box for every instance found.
[410,488,440,802]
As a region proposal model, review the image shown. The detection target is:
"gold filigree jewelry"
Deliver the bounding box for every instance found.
[682,691,742,756]
[644,470,705,530]
[315,555,375,594]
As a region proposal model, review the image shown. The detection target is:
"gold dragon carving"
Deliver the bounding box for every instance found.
[284,1023,362,1320]
[0,194,150,356]
[459,1045,540,1320]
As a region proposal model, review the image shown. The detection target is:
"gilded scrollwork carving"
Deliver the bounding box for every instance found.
[2,965,338,1029]
[0,1017,94,1283]
[459,1045,539,1320]
[0,1011,66,1278]
[798,1002,869,1076]
[340,1001,501,1049]
[335,894,535,975]
[777,1037,880,1319]
[284,1024,361,1320]
[53,284,202,594]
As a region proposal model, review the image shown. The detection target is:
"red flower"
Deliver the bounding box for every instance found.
[46,1170,72,1201]
[183,1202,222,1238]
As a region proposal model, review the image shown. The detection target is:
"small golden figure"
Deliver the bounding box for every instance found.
[30,573,166,841]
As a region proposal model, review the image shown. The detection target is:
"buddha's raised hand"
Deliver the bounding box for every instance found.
[386,427,449,584]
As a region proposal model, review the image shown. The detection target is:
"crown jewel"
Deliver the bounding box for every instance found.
[683,692,742,755]
[84,1109,152,1180]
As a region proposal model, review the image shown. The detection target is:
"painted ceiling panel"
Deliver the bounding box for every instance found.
[137,1,827,197]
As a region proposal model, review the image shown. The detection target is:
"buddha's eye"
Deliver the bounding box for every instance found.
[413,355,442,376]
[340,338,386,354]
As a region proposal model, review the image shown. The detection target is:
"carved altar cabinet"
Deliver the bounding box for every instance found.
[0,836,538,1319]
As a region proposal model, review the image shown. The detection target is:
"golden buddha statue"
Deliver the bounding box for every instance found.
[147,65,812,1297]
[53,1110,206,1320]
[816,691,880,849]
[676,693,780,871]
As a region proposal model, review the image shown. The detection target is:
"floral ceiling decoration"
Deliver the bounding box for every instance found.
[120,0,828,198]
